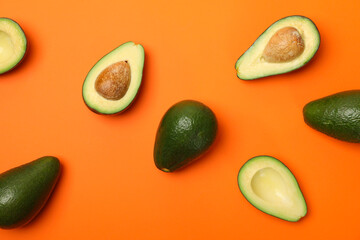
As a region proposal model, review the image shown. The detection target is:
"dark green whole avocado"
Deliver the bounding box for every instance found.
[154,100,218,172]
[0,156,61,229]
[303,90,360,143]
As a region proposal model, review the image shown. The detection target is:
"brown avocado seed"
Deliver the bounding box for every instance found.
[95,61,131,100]
[263,27,305,63]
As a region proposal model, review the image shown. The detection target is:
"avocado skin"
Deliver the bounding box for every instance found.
[303,90,360,143]
[154,100,217,172]
[0,156,61,229]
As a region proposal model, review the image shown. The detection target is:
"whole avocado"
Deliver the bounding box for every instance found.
[303,90,360,143]
[0,156,61,229]
[154,100,218,172]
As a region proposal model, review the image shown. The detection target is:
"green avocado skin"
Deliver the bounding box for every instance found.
[0,156,61,229]
[303,90,360,143]
[154,100,218,172]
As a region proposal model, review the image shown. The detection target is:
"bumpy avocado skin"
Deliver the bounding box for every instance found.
[303,90,360,143]
[154,100,218,172]
[0,156,61,229]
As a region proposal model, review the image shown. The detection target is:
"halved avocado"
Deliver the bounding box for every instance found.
[0,18,27,74]
[237,156,307,222]
[82,41,145,114]
[235,15,320,80]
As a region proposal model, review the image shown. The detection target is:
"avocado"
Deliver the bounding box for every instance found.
[0,156,61,229]
[237,156,307,222]
[154,100,217,172]
[82,41,145,114]
[303,90,360,143]
[235,15,320,80]
[0,18,27,74]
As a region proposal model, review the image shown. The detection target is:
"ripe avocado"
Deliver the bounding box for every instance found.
[237,156,307,222]
[303,90,360,143]
[154,100,218,172]
[82,41,145,114]
[0,156,61,229]
[235,15,320,80]
[0,18,27,74]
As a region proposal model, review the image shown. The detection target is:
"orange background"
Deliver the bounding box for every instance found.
[2,0,360,239]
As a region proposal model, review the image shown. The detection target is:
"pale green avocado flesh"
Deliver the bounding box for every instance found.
[82,41,145,114]
[238,156,307,222]
[235,15,320,80]
[0,18,27,74]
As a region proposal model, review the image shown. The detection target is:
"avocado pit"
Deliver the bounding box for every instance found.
[95,61,131,100]
[263,27,305,63]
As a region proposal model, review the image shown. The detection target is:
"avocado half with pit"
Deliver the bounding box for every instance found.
[235,15,320,80]
[82,41,145,114]
[0,18,27,74]
[237,156,307,222]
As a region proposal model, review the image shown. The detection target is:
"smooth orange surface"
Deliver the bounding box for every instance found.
[2,0,360,239]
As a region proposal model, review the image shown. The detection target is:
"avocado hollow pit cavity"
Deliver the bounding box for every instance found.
[0,31,15,63]
[262,27,305,63]
[251,167,292,206]
[95,61,131,100]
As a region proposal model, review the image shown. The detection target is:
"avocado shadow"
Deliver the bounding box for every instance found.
[1,26,35,78]
[20,160,66,230]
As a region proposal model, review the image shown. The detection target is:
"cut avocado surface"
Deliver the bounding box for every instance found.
[0,156,61,229]
[235,15,320,80]
[237,156,307,222]
[82,41,145,114]
[0,18,27,74]
[304,90,360,143]
[154,100,218,172]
